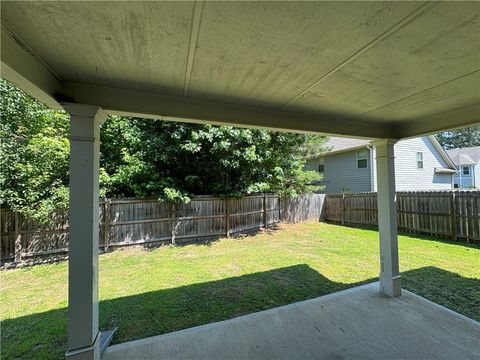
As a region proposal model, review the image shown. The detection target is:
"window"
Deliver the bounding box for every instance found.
[462,166,470,175]
[318,158,324,173]
[416,152,423,169]
[356,150,368,168]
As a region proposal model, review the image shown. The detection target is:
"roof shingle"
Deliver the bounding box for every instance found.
[324,137,371,153]
[446,146,480,166]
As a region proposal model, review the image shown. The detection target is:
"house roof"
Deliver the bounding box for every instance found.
[325,137,372,153]
[446,146,480,166]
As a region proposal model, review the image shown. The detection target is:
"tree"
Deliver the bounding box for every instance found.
[436,127,480,150]
[0,80,70,223]
[1,79,327,222]
[100,117,326,202]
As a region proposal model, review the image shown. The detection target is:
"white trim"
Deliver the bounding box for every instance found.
[368,146,375,191]
[62,82,391,139]
[427,135,457,170]
[1,26,63,109]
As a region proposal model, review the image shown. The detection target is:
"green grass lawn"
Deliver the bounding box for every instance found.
[1,222,479,359]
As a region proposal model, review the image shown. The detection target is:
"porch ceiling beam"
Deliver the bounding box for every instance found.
[392,103,480,139]
[1,26,63,109]
[61,82,393,139]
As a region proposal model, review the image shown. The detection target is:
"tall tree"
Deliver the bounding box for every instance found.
[0,80,70,223]
[436,127,480,150]
[1,79,327,220]
[100,117,326,202]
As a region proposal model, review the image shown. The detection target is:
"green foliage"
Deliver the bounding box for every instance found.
[100,117,326,201]
[436,126,480,150]
[1,79,326,221]
[0,80,70,224]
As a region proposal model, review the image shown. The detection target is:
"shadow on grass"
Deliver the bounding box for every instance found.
[2,265,479,359]
[130,224,285,253]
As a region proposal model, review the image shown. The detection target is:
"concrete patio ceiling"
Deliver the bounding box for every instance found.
[1,1,479,138]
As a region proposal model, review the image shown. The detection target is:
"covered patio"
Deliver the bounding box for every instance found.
[103,282,480,360]
[1,1,479,359]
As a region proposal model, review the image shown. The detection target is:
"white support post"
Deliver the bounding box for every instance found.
[64,104,107,360]
[372,139,401,297]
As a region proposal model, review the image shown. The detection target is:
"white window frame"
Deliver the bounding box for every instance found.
[416,152,424,169]
[356,150,368,169]
[462,166,470,175]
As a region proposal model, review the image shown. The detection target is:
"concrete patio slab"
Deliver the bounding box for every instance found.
[103,282,480,360]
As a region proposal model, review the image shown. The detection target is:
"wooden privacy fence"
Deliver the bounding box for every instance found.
[325,190,480,243]
[1,194,325,262]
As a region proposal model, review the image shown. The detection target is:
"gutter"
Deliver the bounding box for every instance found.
[434,167,457,174]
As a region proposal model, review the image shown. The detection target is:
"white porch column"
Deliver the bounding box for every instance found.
[372,139,401,297]
[64,104,107,360]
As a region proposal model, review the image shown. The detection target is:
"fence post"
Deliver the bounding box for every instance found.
[170,203,176,245]
[14,211,22,263]
[263,194,268,228]
[293,197,297,223]
[278,196,282,222]
[104,200,110,251]
[450,192,457,241]
[225,198,230,238]
[341,194,346,225]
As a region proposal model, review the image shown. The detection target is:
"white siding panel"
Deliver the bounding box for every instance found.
[321,151,372,193]
[392,137,452,191]
[307,136,453,193]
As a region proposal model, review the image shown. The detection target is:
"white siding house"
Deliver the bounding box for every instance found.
[447,146,480,189]
[306,136,456,194]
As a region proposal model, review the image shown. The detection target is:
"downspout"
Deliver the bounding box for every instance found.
[472,165,475,189]
[367,145,374,191]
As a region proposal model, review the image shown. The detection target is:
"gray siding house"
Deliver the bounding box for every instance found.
[447,146,480,189]
[305,136,456,193]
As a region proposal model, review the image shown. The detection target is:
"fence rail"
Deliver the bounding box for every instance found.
[4,190,476,263]
[1,194,325,262]
[324,190,480,243]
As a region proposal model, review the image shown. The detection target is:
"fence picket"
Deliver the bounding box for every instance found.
[324,190,479,243]
[0,194,325,262]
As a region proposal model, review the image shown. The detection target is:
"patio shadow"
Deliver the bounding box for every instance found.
[2,265,479,360]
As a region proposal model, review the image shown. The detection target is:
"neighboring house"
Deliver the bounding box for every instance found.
[305,136,456,193]
[447,146,480,189]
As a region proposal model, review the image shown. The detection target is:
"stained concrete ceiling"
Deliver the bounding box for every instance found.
[1,1,479,138]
